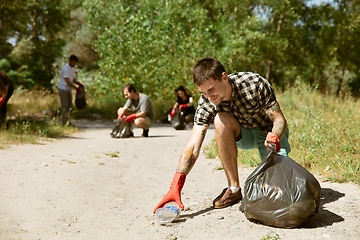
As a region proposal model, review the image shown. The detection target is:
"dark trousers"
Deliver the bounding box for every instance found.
[0,85,14,126]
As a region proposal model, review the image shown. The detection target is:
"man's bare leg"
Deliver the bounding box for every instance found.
[214,112,241,188]
[134,118,148,130]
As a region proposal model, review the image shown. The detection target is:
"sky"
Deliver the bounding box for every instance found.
[307,0,332,5]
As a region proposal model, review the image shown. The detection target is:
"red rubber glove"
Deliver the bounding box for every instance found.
[124,113,136,122]
[75,87,82,94]
[179,104,188,110]
[265,132,281,152]
[0,97,5,108]
[75,82,84,87]
[169,109,175,119]
[153,172,186,213]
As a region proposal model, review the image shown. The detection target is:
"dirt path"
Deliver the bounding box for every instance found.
[1,120,359,240]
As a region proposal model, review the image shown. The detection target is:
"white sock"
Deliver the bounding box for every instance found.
[228,186,240,193]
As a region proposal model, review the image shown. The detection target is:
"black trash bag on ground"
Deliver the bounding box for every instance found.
[239,143,321,228]
[170,109,185,130]
[75,85,87,110]
[161,109,172,123]
[110,118,133,138]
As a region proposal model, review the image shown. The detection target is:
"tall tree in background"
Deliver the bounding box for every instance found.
[1,0,71,89]
[331,0,360,96]
[0,0,28,57]
[1,0,359,99]
[84,0,217,104]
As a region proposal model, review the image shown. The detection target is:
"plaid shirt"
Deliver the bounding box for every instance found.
[194,72,277,132]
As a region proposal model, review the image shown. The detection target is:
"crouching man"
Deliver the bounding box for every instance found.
[117,84,155,137]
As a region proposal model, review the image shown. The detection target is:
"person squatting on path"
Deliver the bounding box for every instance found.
[169,86,196,123]
[117,84,155,137]
[154,57,291,212]
[57,55,84,124]
[0,70,14,127]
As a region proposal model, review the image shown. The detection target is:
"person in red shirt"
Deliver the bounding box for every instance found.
[0,70,14,127]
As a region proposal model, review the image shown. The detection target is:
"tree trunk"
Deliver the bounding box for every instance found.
[336,66,346,97]
[266,60,273,82]
[255,58,263,73]
[32,11,37,41]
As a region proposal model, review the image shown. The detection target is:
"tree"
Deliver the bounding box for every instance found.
[84,0,217,104]
[1,0,75,90]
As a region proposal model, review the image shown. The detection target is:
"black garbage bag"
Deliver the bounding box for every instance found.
[161,108,172,123]
[239,143,321,228]
[170,109,185,130]
[110,118,133,138]
[75,85,87,110]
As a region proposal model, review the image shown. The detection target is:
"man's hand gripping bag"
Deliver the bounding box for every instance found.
[110,118,133,138]
[170,109,186,130]
[239,143,321,228]
[75,85,87,110]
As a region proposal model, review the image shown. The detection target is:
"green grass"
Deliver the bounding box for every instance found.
[0,117,78,148]
[3,84,360,185]
[204,82,360,184]
[261,234,280,240]
[1,89,79,148]
[1,88,173,148]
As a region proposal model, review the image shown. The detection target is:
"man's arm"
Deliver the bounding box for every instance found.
[117,106,129,118]
[135,111,146,118]
[153,124,208,212]
[187,96,194,107]
[176,124,208,174]
[64,77,77,89]
[265,101,287,139]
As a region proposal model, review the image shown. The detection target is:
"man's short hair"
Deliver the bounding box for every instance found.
[193,58,226,86]
[69,55,78,62]
[122,84,137,94]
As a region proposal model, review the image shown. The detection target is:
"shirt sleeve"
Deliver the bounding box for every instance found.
[139,95,151,113]
[124,99,132,108]
[193,95,217,126]
[63,66,70,79]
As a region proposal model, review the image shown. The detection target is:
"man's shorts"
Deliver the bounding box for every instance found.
[236,126,291,161]
[144,116,154,128]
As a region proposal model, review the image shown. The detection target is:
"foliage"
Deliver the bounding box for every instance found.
[280,81,360,183]
[1,0,360,103]
[0,58,11,71]
[204,81,360,184]
[84,0,218,106]
[0,118,78,149]
[0,0,76,90]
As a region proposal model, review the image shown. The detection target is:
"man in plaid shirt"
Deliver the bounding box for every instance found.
[154,58,291,213]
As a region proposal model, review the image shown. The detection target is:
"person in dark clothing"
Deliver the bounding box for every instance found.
[169,86,196,123]
[0,70,14,126]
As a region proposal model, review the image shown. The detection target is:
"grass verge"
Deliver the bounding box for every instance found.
[204,83,360,184]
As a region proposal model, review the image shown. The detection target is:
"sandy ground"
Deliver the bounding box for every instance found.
[1,120,359,240]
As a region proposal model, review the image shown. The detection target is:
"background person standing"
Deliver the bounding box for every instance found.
[57,55,83,124]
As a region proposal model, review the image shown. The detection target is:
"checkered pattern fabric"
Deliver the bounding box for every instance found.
[194,72,277,132]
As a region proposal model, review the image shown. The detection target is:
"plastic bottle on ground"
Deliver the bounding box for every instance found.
[155,201,181,224]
